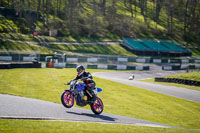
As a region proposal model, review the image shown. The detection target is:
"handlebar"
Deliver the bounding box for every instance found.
[65,77,91,85]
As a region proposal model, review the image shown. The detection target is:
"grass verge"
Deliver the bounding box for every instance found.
[164,72,200,82]
[0,33,120,42]
[1,119,200,133]
[0,37,136,56]
[0,68,200,129]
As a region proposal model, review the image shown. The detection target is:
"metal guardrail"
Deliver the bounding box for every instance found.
[0,54,200,64]
[46,62,150,70]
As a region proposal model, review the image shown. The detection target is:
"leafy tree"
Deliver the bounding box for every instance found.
[0,0,200,45]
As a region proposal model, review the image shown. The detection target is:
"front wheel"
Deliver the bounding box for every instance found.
[90,97,103,115]
[61,90,74,108]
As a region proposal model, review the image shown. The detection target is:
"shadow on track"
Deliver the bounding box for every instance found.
[66,111,116,122]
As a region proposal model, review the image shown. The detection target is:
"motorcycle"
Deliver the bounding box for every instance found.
[61,79,104,115]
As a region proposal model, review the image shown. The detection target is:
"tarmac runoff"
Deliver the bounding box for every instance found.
[92,69,200,103]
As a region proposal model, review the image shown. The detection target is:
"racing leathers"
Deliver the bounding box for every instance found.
[74,71,96,99]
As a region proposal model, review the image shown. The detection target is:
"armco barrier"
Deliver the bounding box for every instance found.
[155,77,200,87]
[117,65,127,70]
[66,64,77,68]
[189,65,195,69]
[0,64,11,69]
[0,63,41,69]
[53,63,66,68]
[127,66,136,70]
[162,64,200,70]
[87,65,98,69]
[118,58,128,62]
[143,66,150,70]
[11,63,41,68]
[108,65,117,70]
[1,55,200,64]
[47,63,150,70]
[0,56,12,61]
[97,64,108,69]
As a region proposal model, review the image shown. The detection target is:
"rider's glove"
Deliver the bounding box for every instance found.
[66,80,71,85]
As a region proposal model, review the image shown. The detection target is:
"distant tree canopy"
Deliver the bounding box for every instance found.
[0,0,200,44]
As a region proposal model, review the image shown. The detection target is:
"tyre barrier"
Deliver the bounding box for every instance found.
[46,63,150,70]
[155,77,200,87]
[0,62,41,69]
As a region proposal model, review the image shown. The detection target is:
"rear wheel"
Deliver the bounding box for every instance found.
[61,90,74,108]
[90,97,103,115]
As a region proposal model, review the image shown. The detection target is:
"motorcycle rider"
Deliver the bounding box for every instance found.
[70,65,96,101]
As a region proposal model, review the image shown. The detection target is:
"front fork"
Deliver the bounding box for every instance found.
[85,89,93,98]
[85,89,97,103]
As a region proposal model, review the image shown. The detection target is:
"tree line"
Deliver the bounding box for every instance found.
[0,0,200,44]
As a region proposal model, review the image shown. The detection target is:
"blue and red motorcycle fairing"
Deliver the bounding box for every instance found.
[61,79,103,115]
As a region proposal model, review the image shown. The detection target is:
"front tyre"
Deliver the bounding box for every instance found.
[61,90,74,108]
[90,97,103,115]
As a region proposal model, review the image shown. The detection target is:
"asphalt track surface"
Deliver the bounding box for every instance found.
[0,94,174,128]
[93,64,200,103]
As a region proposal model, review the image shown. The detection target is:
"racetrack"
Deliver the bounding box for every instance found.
[0,94,174,128]
[93,64,200,103]
[1,65,199,128]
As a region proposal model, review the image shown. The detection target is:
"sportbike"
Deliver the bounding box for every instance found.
[61,79,104,115]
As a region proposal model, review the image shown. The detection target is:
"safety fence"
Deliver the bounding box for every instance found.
[0,62,41,69]
[65,57,200,64]
[162,64,200,70]
[0,54,200,64]
[46,63,150,70]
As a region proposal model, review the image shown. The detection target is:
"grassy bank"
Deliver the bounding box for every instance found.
[0,33,120,42]
[165,72,200,82]
[0,40,54,54]
[0,33,136,56]
[0,68,199,129]
[1,119,200,133]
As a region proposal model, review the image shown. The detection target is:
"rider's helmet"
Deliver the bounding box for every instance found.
[76,65,85,76]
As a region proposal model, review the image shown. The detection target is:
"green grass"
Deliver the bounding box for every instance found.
[1,119,200,133]
[48,43,135,56]
[0,16,19,33]
[0,68,200,129]
[0,40,54,54]
[190,48,200,56]
[165,72,200,82]
[0,33,40,42]
[0,33,120,42]
[1,32,199,56]
[0,33,136,56]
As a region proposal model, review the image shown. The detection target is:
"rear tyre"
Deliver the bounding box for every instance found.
[61,90,74,108]
[90,97,103,115]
